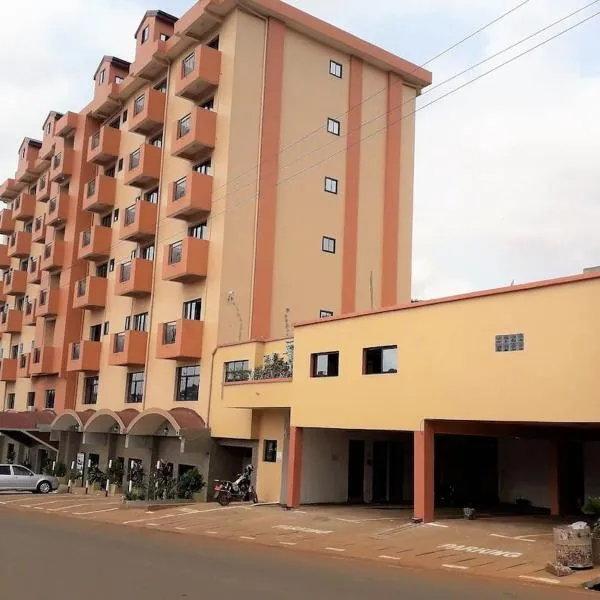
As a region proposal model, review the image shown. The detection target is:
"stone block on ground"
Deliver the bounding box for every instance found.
[546,561,572,577]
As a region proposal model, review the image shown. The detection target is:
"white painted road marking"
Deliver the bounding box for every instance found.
[205,531,218,534]
[0,497,34,504]
[438,544,522,558]
[379,555,402,561]
[72,508,120,516]
[47,503,91,512]
[443,564,469,570]
[273,525,333,535]
[175,527,188,531]
[123,513,177,525]
[280,542,296,546]
[240,536,255,540]
[490,533,535,543]
[22,500,66,508]
[325,547,346,553]
[426,522,449,528]
[519,575,559,585]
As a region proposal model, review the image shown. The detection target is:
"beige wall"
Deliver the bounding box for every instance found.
[253,408,287,502]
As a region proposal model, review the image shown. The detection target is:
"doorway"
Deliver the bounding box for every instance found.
[372,441,388,503]
[347,440,365,503]
[559,441,584,516]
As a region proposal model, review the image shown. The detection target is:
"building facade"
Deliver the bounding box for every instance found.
[0,1,431,485]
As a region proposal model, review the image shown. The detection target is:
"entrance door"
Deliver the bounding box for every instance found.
[347,440,365,503]
[372,441,388,504]
[559,441,584,516]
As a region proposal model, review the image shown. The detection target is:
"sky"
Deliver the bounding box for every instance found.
[1,0,600,299]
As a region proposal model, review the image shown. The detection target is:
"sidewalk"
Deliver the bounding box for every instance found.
[1,493,598,590]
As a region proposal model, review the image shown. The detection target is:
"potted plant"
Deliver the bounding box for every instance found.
[87,465,107,492]
[582,497,600,564]
[177,468,206,501]
[54,461,67,484]
[106,460,124,496]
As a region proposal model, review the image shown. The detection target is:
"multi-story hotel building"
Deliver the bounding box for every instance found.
[0,1,431,489]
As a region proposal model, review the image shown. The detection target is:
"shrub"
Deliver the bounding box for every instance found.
[177,468,205,499]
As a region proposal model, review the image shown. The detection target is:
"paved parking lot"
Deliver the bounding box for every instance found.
[1,492,597,589]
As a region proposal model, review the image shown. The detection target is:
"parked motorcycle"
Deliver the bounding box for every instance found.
[214,464,258,506]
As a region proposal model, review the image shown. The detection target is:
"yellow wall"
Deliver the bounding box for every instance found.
[253,408,287,502]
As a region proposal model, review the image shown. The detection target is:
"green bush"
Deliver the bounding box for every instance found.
[582,497,600,515]
[177,468,205,499]
[54,462,67,477]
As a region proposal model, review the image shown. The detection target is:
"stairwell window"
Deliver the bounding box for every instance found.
[324,177,338,194]
[178,114,192,139]
[263,440,277,463]
[329,60,343,78]
[183,298,202,321]
[363,346,398,375]
[322,236,336,254]
[175,365,200,401]
[495,333,524,352]
[311,352,339,377]
[327,118,341,136]
[45,389,55,410]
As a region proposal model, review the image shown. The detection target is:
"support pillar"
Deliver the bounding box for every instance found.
[549,439,560,517]
[285,426,303,509]
[413,421,434,523]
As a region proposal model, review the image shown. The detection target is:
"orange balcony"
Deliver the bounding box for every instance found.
[88,126,121,166]
[46,193,69,228]
[83,175,116,213]
[108,330,148,367]
[0,245,9,269]
[156,319,204,361]
[50,148,74,183]
[30,346,58,377]
[32,155,50,176]
[36,175,51,202]
[12,193,36,221]
[78,226,112,262]
[8,231,32,259]
[4,269,27,296]
[174,46,221,103]
[91,82,122,120]
[162,237,209,283]
[17,353,31,378]
[0,209,15,235]
[67,340,102,373]
[41,241,65,272]
[115,258,153,297]
[55,112,78,138]
[35,287,60,319]
[132,39,169,81]
[129,88,166,136]
[0,309,23,334]
[171,108,216,162]
[27,257,42,284]
[0,282,5,305]
[0,178,20,200]
[32,216,46,243]
[119,201,157,242]
[23,299,36,326]
[73,276,107,310]
[16,156,37,184]
[167,172,213,221]
[0,359,17,382]
[124,144,161,189]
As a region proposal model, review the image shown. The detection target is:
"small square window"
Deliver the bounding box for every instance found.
[117,158,123,172]
[322,236,336,254]
[363,346,398,374]
[311,352,339,377]
[122,110,128,124]
[329,60,343,78]
[103,321,110,335]
[324,177,338,194]
[141,25,150,44]
[98,69,105,84]
[319,310,333,318]
[159,33,169,42]
[327,118,341,136]
[113,208,119,222]
[115,75,124,84]
[108,259,115,272]
[263,440,277,463]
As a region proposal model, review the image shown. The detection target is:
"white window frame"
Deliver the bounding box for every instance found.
[324,177,338,194]
[327,118,341,136]
[329,60,343,78]
[322,236,336,254]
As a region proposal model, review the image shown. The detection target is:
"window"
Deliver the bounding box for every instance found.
[183,298,202,321]
[71,343,81,360]
[13,466,32,476]
[263,440,277,463]
[101,212,113,229]
[9,344,18,360]
[188,222,207,240]
[0,466,10,475]
[103,321,110,336]
[194,159,212,175]
[129,149,140,170]
[163,321,177,344]
[105,165,115,178]
[83,376,99,405]
[109,259,115,272]
[45,122,52,135]
[141,25,150,44]
[495,333,524,352]
[224,360,250,382]
[175,366,200,401]
[133,94,145,116]
[133,312,148,332]
[327,118,341,136]
[126,372,144,403]
[320,310,333,318]
[329,60,343,78]
[311,352,339,377]
[154,80,168,93]
[89,324,102,342]
[124,316,131,331]
[159,33,169,42]
[121,109,128,124]
[363,346,398,374]
[109,116,120,129]
[124,205,137,226]
[45,389,55,410]
[151,134,163,148]
[115,75,124,84]
[174,177,186,200]
[7,393,15,410]
[26,392,35,408]
[98,69,105,84]
[117,158,124,172]
[182,52,195,77]
[120,262,132,282]
[208,36,220,49]
[177,114,192,138]
[96,263,108,278]
[169,241,183,264]
[201,97,214,111]
[324,177,338,194]
[113,208,120,222]
[322,236,336,254]
[140,244,155,261]
[144,188,159,204]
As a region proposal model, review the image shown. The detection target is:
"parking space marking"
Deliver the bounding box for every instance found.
[378,555,402,561]
[47,503,93,512]
[205,531,218,534]
[0,497,36,504]
[72,507,120,516]
[22,499,68,508]
[426,522,449,528]
[325,547,346,553]
[273,525,333,535]
[240,536,255,540]
[175,527,188,531]
[519,575,559,585]
[280,542,296,546]
[490,534,535,543]
[442,564,469,570]
[123,513,178,525]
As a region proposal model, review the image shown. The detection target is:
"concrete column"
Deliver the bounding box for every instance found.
[549,439,560,516]
[285,427,303,509]
[413,422,434,523]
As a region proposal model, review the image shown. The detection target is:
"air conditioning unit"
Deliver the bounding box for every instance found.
[26,406,37,412]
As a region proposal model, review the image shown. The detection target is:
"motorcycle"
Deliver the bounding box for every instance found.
[214,464,258,506]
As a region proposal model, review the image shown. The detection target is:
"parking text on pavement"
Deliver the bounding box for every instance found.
[438,543,522,558]
[273,525,333,535]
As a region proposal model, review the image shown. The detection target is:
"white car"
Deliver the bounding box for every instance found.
[0,464,59,494]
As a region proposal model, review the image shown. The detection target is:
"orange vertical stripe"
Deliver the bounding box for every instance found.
[341,57,363,314]
[250,19,286,340]
[381,73,403,306]
[413,421,435,523]
[286,426,303,508]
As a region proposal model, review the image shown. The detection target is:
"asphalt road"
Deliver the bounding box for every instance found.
[0,507,587,600]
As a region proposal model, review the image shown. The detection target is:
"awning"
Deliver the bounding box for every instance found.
[0,410,58,452]
[50,409,96,432]
[84,409,139,434]
[127,407,207,439]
